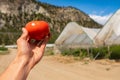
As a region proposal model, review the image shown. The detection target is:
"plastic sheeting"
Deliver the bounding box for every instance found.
[95,9,120,45]
[55,22,100,48]
[55,9,120,49]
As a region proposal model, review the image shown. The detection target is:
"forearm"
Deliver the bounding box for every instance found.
[0,56,31,80]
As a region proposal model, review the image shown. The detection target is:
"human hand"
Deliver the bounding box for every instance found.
[16,28,49,70]
[0,28,49,80]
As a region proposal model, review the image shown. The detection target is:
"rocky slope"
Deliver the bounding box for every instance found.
[0,0,102,44]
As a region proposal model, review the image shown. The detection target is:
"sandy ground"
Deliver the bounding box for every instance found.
[0,49,120,80]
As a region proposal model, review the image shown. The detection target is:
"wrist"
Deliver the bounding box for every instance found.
[16,51,34,71]
[0,56,30,80]
[13,54,32,72]
[9,57,30,80]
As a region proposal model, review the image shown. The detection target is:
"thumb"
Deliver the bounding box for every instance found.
[20,28,29,40]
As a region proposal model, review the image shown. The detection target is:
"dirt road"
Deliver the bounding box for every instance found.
[0,49,120,80]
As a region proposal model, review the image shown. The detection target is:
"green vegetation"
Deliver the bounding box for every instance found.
[61,48,89,59]
[109,45,120,59]
[61,45,120,60]
[0,0,102,45]
[0,46,9,55]
[90,47,108,59]
[0,11,67,44]
[0,46,8,51]
[44,47,54,56]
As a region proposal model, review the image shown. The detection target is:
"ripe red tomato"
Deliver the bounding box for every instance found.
[25,20,50,40]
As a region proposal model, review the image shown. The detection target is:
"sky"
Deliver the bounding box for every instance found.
[39,0,120,25]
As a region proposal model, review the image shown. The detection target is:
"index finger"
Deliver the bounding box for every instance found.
[20,28,29,40]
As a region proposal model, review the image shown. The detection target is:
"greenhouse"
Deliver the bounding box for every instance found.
[55,22,100,48]
[95,9,120,46]
[55,9,120,50]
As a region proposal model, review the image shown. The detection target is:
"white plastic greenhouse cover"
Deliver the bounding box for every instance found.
[55,22,100,48]
[95,9,120,45]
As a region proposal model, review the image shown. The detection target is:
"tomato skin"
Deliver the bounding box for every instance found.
[25,21,50,40]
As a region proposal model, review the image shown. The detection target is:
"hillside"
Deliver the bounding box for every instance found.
[0,0,102,44]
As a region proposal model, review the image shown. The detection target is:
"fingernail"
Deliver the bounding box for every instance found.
[22,28,25,33]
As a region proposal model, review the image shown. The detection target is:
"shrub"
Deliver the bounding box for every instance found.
[61,48,72,56]
[109,45,120,59]
[79,49,88,59]
[45,48,54,56]
[60,45,120,60]
[91,47,108,59]
[61,48,88,58]
[0,46,8,51]
[0,46,9,55]
[71,49,80,57]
